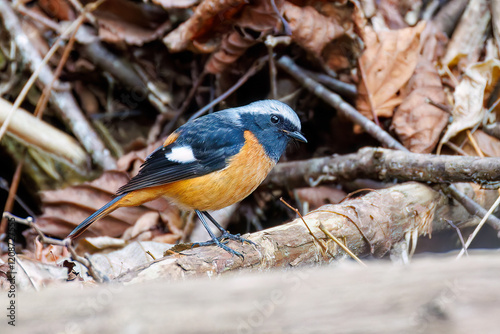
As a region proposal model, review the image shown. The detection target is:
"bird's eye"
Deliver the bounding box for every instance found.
[270,114,280,124]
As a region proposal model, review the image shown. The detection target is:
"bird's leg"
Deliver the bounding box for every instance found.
[192,210,245,258]
[202,211,256,246]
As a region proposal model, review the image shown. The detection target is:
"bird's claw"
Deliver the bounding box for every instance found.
[192,231,255,259]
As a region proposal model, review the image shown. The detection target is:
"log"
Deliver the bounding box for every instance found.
[111,182,476,283]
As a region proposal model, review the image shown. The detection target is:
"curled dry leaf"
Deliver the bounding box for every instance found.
[282,2,347,58]
[441,0,490,69]
[38,0,76,21]
[493,0,500,56]
[163,0,247,52]
[34,238,70,264]
[205,0,286,73]
[356,21,426,123]
[391,58,448,153]
[440,59,500,148]
[94,0,171,46]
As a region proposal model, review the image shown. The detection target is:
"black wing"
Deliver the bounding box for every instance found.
[116,116,244,195]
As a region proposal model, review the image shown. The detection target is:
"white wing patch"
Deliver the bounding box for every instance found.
[165,146,196,163]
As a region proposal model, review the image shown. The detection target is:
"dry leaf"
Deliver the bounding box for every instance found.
[34,239,70,264]
[440,59,500,147]
[462,130,500,157]
[392,57,448,153]
[493,0,500,56]
[356,21,426,122]
[163,0,247,52]
[205,0,286,73]
[38,0,76,21]
[442,0,490,69]
[282,2,346,57]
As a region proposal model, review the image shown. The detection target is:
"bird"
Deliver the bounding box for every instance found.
[67,100,306,257]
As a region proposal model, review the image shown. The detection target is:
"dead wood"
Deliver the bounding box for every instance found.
[11,252,500,334]
[0,1,116,169]
[263,147,500,189]
[112,182,477,284]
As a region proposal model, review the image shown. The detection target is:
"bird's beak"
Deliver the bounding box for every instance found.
[283,130,307,143]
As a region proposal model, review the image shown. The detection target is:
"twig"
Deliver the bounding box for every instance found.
[301,68,357,99]
[0,158,24,234]
[188,55,269,121]
[264,147,500,190]
[2,212,106,282]
[64,239,107,283]
[456,195,500,259]
[318,223,366,266]
[444,184,500,231]
[2,213,64,246]
[0,14,85,142]
[276,56,500,232]
[445,220,467,256]
[14,255,38,291]
[279,198,330,257]
[277,56,406,150]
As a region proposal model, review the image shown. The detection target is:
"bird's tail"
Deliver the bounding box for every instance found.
[67,193,126,240]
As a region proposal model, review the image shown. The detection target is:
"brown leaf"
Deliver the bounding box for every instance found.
[38,0,76,21]
[440,59,500,147]
[467,130,500,157]
[442,0,490,69]
[282,2,347,57]
[163,0,247,52]
[93,0,171,46]
[356,22,426,122]
[205,0,286,73]
[391,58,448,153]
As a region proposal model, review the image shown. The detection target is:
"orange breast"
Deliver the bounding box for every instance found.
[122,131,275,211]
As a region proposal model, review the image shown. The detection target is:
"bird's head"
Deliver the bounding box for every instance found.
[231,100,307,162]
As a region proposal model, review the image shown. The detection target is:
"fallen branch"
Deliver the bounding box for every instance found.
[114,182,474,284]
[277,55,500,232]
[264,147,500,189]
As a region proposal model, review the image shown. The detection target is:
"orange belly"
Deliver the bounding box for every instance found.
[120,131,275,211]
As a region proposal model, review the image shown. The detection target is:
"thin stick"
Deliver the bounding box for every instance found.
[277,56,405,150]
[0,16,85,141]
[456,194,500,259]
[280,198,329,256]
[318,223,366,266]
[445,220,467,256]
[14,255,38,291]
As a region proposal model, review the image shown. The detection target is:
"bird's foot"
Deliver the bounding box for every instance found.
[218,231,256,246]
[192,232,254,259]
